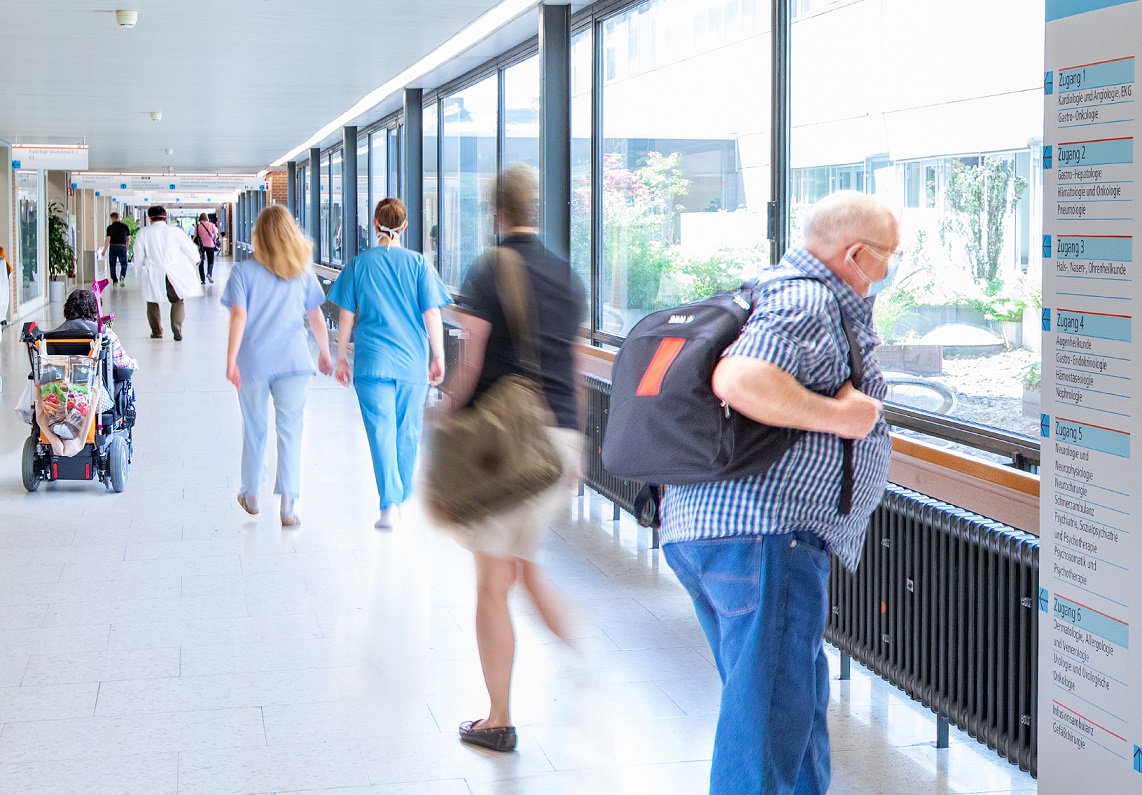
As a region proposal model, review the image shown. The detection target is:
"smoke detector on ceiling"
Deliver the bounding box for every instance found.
[164,148,174,155]
[150,111,162,122]
[115,10,138,28]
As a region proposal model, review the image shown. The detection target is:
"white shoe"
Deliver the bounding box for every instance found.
[374,507,397,530]
[280,496,299,526]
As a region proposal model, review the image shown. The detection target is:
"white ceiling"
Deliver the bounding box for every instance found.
[0,0,537,173]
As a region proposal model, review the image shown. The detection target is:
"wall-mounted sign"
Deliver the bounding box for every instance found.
[11,145,89,171]
[70,173,263,193]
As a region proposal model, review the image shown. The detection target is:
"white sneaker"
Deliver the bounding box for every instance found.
[237,492,259,515]
[374,507,397,530]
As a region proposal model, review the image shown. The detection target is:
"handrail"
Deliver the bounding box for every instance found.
[883,405,1040,466]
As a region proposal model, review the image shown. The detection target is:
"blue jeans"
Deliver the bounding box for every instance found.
[237,375,310,499]
[664,531,832,795]
[108,245,128,281]
[353,377,430,510]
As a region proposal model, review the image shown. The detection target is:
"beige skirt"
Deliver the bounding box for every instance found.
[448,427,582,562]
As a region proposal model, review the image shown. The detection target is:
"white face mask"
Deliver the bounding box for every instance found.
[847,245,901,297]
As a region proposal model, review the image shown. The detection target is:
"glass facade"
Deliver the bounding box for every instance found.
[424,102,440,271]
[441,74,498,289]
[600,0,771,335]
[503,55,540,172]
[330,149,343,263]
[319,153,331,262]
[790,0,1044,439]
[17,171,41,305]
[369,129,388,248]
[357,139,369,254]
[298,0,1045,452]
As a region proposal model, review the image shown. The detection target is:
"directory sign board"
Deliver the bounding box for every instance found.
[69,173,262,193]
[10,145,88,170]
[1040,0,1142,790]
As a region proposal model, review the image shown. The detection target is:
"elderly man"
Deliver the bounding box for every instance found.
[660,190,898,794]
[133,206,203,341]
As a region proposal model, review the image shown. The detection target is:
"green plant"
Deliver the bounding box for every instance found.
[1022,361,1041,391]
[939,157,1027,290]
[122,213,139,260]
[46,201,74,279]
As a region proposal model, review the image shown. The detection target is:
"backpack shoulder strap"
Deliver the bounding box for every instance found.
[489,247,543,382]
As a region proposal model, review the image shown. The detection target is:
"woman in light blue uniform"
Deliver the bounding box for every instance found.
[329,198,450,528]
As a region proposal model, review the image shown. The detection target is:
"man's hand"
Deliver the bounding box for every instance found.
[832,381,882,439]
[335,358,352,386]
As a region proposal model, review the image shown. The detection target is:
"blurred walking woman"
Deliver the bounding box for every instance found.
[328,198,450,529]
[447,165,586,753]
[222,205,333,525]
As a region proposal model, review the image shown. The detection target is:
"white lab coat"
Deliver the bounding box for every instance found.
[134,222,204,303]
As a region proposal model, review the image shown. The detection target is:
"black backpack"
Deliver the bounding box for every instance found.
[601,275,863,523]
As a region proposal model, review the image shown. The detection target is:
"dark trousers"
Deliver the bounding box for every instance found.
[108,245,128,282]
[198,246,216,282]
[146,278,185,338]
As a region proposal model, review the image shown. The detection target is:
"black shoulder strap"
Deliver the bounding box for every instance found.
[746,272,865,516]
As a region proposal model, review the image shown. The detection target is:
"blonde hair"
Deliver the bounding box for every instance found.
[494,163,539,228]
[252,205,312,280]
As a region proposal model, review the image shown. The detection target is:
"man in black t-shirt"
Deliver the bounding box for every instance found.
[100,212,132,286]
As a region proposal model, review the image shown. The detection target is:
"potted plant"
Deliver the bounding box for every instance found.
[47,201,75,303]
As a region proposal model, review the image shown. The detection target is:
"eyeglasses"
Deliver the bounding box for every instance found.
[857,240,903,268]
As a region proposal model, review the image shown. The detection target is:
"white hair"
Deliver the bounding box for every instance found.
[803,190,897,251]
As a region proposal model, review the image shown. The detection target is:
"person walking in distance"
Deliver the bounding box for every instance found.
[196,213,221,284]
[222,205,333,525]
[327,198,450,529]
[133,205,203,341]
[99,212,132,286]
[659,190,897,795]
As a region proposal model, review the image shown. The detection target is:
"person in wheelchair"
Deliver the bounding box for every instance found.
[56,289,138,375]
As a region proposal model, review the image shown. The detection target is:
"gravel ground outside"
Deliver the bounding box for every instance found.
[885,347,1041,443]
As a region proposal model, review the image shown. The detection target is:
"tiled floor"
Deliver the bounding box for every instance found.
[0,262,1037,793]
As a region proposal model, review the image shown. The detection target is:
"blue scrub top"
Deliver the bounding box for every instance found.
[327,245,451,383]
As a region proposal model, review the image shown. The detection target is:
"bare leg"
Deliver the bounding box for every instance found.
[518,560,573,644]
[473,552,518,728]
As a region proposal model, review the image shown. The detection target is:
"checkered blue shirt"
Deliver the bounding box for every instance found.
[658,248,892,571]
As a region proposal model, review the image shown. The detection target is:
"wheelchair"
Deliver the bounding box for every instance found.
[20,322,136,492]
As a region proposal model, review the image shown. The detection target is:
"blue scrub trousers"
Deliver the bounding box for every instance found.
[663,531,832,795]
[237,375,310,500]
[353,377,430,510]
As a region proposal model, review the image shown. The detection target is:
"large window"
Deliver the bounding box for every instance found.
[330,149,343,263]
[17,171,40,305]
[571,28,593,302]
[441,74,498,289]
[319,153,331,262]
[791,0,1044,439]
[357,139,369,254]
[424,102,440,269]
[504,55,540,172]
[370,129,388,247]
[600,0,772,335]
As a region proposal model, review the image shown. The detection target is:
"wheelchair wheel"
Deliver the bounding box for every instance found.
[107,436,129,493]
[21,437,41,493]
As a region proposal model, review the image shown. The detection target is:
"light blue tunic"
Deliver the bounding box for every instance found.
[221,262,326,382]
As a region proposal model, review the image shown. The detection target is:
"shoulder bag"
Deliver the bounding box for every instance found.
[423,248,564,526]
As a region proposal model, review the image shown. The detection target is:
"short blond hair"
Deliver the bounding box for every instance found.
[494,163,539,228]
[252,205,312,280]
[804,191,897,252]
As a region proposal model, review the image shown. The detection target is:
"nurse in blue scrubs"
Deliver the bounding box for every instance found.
[329,198,450,528]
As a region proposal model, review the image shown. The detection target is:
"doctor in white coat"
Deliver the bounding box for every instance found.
[133,205,203,341]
